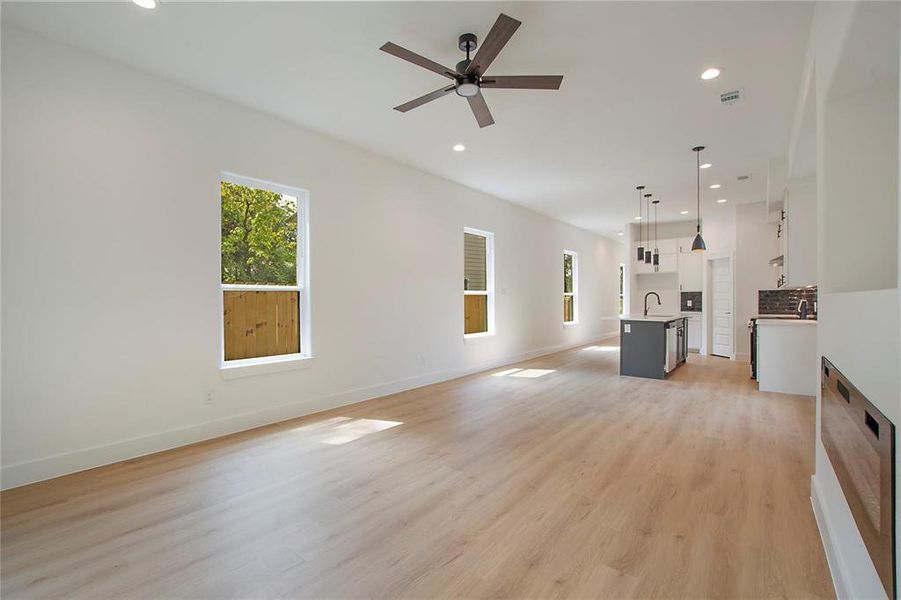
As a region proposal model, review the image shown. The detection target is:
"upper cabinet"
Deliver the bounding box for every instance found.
[783,177,817,287]
[632,239,678,274]
[678,239,703,292]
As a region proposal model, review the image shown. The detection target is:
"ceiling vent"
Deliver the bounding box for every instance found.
[720,89,743,105]
[737,174,751,181]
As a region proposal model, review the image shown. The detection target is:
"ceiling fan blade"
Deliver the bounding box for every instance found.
[466,13,521,76]
[467,92,495,128]
[480,75,564,90]
[394,85,456,112]
[380,42,459,79]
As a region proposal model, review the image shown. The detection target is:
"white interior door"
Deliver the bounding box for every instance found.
[711,257,733,358]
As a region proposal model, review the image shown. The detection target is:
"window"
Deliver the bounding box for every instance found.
[619,263,625,315]
[563,250,578,323]
[220,174,310,366]
[464,228,494,336]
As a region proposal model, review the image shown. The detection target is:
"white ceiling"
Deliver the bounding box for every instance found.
[4,1,813,238]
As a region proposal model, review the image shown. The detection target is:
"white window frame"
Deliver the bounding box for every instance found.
[219,172,312,376]
[563,250,579,325]
[463,227,495,338]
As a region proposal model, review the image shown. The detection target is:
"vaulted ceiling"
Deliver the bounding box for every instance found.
[4,1,813,237]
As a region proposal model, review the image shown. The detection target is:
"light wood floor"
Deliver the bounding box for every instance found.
[1,342,834,599]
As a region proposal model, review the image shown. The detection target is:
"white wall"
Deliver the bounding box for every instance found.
[805,3,901,599]
[0,27,624,488]
[734,202,778,360]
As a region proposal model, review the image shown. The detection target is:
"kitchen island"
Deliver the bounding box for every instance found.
[620,315,688,379]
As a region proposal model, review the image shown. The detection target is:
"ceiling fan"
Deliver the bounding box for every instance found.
[380,13,564,128]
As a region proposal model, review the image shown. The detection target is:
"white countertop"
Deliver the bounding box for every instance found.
[620,314,687,323]
[757,318,817,327]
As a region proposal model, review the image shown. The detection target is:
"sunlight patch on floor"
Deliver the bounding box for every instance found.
[492,368,524,377]
[510,369,555,378]
[321,418,403,445]
[290,417,403,445]
[582,345,619,352]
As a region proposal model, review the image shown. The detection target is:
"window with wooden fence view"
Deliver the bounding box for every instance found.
[221,178,302,362]
[464,231,490,335]
[564,251,576,323]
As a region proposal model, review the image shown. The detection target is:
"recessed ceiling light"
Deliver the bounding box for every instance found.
[680,210,689,215]
[617,231,623,236]
[709,184,721,189]
[133,0,157,8]
[453,144,466,152]
[717,198,728,203]
[701,67,721,80]
[634,216,642,220]
[699,163,712,169]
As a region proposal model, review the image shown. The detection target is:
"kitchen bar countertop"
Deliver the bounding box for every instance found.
[620,315,687,323]
[757,318,817,327]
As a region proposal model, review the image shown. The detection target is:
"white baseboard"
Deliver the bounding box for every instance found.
[1,330,619,490]
[811,474,849,600]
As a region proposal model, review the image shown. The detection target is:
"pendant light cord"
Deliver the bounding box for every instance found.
[696,149,701,234]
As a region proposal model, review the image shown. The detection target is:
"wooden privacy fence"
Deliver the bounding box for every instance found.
[564,295,575,322]
[464,294,488,334]
[223,290,300,360]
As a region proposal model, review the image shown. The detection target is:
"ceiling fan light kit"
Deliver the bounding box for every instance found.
[380,13,564,128]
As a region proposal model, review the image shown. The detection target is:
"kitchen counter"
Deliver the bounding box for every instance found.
[757,318,818,395]
[757,318,817,327]
[620,314,686,323]
[619,316,687,379]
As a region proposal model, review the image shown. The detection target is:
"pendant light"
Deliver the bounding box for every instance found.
[636,185,645,262]
[644,192,652,263]
[652,197,660,270]
[691,146,707,251]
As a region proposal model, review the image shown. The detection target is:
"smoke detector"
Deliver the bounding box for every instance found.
[720,88,743,105]
[737,174,751,181]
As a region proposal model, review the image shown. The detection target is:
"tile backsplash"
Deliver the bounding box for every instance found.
[758,287,818,317]
[680,291,702,312]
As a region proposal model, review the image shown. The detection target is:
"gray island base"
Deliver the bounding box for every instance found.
[619,316,688,380]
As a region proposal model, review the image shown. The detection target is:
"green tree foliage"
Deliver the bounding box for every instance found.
[221,182,297,285]
[563,253,573,293]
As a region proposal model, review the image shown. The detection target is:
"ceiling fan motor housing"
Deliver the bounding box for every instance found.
[458,33,477,53]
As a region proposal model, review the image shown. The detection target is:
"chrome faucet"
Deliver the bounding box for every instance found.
[644,292,661,317]
[798,298,809,320]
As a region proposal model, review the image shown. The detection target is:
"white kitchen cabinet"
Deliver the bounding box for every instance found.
[784,177,817,287]
[655,238,679,254]
[660,253,678,273]
[678,250,703,292]
[757,319,818,395]
[686,314,702,351]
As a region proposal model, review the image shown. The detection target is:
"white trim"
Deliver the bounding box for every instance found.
[463,227,495,337]
[220,354,315,379]
[810,474,849,600]
[219,173,313,371]
[221,284,300,292]
[1,332,620,490]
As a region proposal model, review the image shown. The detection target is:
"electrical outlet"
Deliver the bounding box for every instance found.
[205,391,214,405]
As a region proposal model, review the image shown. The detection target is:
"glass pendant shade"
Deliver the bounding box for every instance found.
[653,250,659,266]
[637,246,644,261]
[644,250,652,263]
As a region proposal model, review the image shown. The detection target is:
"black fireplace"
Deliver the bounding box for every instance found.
[822,357,896,598]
